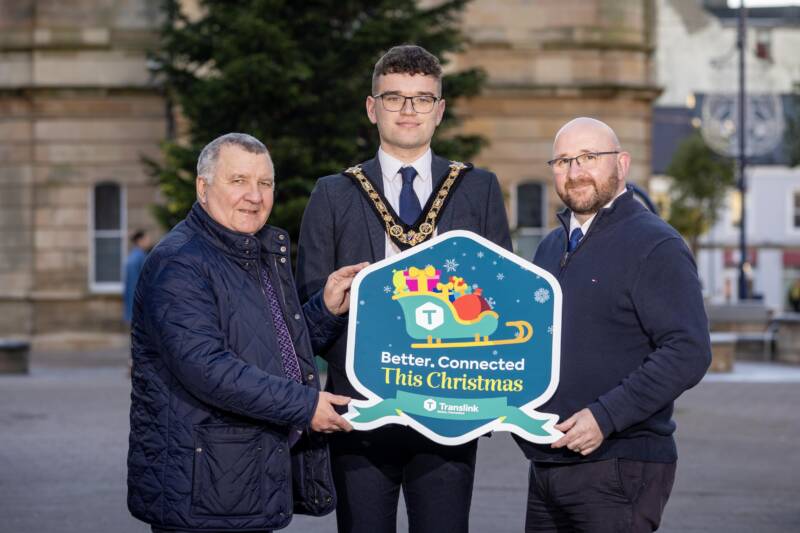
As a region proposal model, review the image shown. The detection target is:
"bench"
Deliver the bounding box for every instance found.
[0,339,30,374]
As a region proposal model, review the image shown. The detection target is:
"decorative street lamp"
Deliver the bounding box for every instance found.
[700,4,784,301]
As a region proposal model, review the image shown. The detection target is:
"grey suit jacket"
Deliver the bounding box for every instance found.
[296,153,512,399]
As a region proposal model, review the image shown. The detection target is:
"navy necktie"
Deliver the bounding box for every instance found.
[398,166,422,225]
[568,227,583,253]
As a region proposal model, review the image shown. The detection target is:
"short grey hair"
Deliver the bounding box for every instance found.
[197,132,272,183]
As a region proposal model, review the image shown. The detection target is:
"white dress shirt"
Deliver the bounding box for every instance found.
[568,188,628,238]
[379,148,434,258]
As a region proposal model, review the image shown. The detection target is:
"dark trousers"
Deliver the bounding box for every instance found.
[153,529,270,533]
[525,459,676,533]
[330,425,478,533]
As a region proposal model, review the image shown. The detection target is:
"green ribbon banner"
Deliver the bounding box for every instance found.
[350,391,551,436]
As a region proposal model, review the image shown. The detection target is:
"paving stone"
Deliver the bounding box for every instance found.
[1,359,798,533]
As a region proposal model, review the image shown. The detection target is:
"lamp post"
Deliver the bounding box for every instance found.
[701,3,784,304]
[737,4,749,300]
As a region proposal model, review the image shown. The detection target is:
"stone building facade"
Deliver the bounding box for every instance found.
[454,0,660,258]
[0,0,659,349]
[0,1,165,348]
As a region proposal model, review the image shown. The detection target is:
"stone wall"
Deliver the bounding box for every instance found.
[0,1,165,345]
[0,0,660,349]
[452,0,660,228]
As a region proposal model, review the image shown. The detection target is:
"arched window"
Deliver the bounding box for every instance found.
[514,181,546,260]
[90,182,126,292]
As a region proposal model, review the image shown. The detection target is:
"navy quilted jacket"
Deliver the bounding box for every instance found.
[127,203,343,531]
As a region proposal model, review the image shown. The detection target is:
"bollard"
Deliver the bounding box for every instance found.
[773,314,800,364]
[708,332,736,373]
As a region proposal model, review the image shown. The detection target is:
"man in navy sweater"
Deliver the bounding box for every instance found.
[516,117,711,532]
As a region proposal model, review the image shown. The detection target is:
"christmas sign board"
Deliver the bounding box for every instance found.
[344,230,563,445]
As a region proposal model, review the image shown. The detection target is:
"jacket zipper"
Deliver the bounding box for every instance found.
[271,255,291,311]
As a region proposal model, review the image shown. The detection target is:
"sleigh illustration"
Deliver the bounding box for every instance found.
[392,291,533,349]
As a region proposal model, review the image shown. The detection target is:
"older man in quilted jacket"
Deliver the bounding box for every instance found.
[127,133,366,533]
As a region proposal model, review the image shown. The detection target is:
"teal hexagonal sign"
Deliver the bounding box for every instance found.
[344,230,563,445]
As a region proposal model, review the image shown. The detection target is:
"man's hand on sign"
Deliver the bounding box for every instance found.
[323,262,370,315]
[311,392,354,433]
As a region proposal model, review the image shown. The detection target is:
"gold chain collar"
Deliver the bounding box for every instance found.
[344,161,468,249]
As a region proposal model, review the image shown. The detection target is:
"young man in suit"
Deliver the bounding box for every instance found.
[296,45,512,533]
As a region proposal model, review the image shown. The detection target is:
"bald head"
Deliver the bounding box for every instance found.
[549,117,630,222]
[552,117,621,157]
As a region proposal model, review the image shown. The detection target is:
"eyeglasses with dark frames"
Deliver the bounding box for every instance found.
[547,151,620,173]
[373,93,441,114]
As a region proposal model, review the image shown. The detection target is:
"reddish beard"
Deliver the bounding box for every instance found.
[558,167,621,215]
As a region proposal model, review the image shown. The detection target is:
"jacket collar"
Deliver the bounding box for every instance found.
[186,202,290,261]
[556,185,639,235]
[431,153,451,189]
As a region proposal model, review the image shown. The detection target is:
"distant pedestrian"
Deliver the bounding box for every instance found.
[123,229,151,324]
[517,117,711,532]
[789,279,800,312]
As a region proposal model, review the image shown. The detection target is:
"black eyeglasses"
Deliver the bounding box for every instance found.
[373,93,441,113]
[546,151,620,173]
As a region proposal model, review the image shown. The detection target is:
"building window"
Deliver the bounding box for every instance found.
[794,191,800,229]
[90,182,126,293]
[755,28,772,61]
[514,181,546,259]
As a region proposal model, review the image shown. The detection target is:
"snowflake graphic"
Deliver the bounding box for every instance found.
[534,288,551,304]
[486,297,496,309]
[462,252,467,257]
[383,285,392,293]
[443,258,459,272]
[492,261,497,266]
[359,300,366,305]
[492,350,498,355]
[470,266,476,271]
[472,283,479,289]
[547,325,554,335]
[477,251,484,258]
[496,273,505,281]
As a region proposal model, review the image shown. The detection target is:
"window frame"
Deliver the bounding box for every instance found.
[789,188,800,235]
[511,180,548,258]
[88,181,127,294]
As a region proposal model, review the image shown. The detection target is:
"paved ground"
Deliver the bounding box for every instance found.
[1,354,799,533]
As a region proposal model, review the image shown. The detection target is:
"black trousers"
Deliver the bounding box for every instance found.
[330,425,478,533]
[153,529,270,533]
[150,526,272,533]
[525,459,676,533]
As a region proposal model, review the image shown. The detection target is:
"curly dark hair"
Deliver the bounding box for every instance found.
[371,45,443,94]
